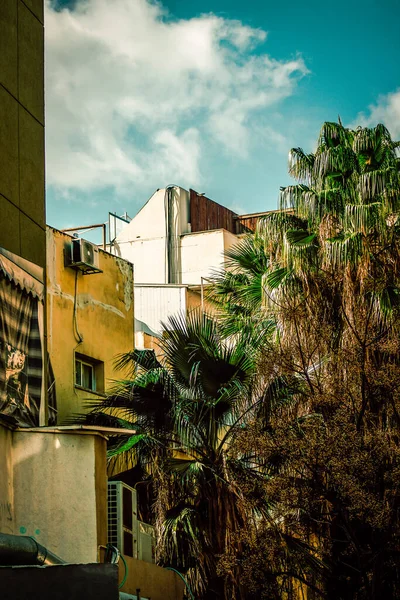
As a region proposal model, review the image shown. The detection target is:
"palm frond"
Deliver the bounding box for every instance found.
[344,202,381,234]
[324,232,363,269]
[288,148,315,183]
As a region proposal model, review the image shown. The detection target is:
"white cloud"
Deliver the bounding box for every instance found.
[354,88,400,138]
[153,128,201,183]
[45,0,308,198]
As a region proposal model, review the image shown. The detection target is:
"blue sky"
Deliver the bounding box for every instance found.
[45,0,400,232]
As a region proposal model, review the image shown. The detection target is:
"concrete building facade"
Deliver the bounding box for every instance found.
[0,0,46,268]
[111,187,240,347]
[112,187,239,286]
[0,0,49,426]
[46,227,135,424]
[110,186,265,348]
[0,422,107,563]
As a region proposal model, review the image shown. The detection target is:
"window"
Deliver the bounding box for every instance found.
[75,353,104,393]
[75,358,95,390]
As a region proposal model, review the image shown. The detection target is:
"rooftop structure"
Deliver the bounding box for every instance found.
[107,185,272,348]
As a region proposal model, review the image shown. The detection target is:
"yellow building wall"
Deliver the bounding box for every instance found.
[12,428,108,563]
[0,0,46,268]
[186,287,215,317]
[120,556,184,600]
[46,227,135,424]
[0,423,108,562]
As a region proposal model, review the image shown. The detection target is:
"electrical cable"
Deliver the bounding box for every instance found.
[105,543,120,564]
[72,270,84,396]
[165,567,195,599]
[73,270,84,343]
[102,544,128,590]
[118,552,129,589]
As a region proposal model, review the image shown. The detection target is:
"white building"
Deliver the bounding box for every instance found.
[110,186,262,348]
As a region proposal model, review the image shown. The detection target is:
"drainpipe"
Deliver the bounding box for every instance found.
[0,533,65,566]
[165,186,174,284]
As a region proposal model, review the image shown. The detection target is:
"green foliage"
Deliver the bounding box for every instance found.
[76,120,400,600]
[206,234,273,339]
[80,310,276,597]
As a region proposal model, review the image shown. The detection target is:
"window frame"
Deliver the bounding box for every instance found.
[74,353,104,394]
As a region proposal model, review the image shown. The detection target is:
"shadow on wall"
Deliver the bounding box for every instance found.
[0,424,106,564]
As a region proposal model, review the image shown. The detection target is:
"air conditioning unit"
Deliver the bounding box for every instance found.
[68,238,101,273]
[108,481,138,558]
[138,521,156,563]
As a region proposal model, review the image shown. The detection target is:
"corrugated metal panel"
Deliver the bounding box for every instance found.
[189,189,243,234]
[134,286,187,336]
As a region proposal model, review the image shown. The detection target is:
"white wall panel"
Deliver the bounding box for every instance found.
[134,285,187,335]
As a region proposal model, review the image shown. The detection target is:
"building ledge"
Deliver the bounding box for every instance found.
[14,425,136,439]
[180,227,228,237]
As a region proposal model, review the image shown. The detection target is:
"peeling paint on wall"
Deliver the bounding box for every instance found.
[46,227,135,423]
[0,501,13,532]
[46,289,127,319]
[78,294,127,319]
[116,257,133,312]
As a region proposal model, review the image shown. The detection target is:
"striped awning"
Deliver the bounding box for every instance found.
[0,248,43,301]
[0,248,47,426]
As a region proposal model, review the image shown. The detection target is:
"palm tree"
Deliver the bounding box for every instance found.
[254,123,399,407]
[253,122,400,599]
[206,233,271,338]
[81,121,400,599]
[83,311,272,598]
[261,122,400,334]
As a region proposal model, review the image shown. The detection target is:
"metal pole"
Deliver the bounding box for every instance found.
[102,223,107,250]
[61,223,106,232]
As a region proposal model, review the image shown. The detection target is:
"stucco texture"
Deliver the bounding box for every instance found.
[46,228,135,424]
[0,0,45,268]
[0,423,108,563]
[0,425,13,535]
[121,556,184,600]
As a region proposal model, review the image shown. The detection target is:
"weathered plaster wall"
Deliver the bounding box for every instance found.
[114,189,168,284]
[0,0,46,268]
[0,425,14,535]
[121,556,184,600]
[46,227,135,424]
[114,187,190,284]
[0,423,183,599]
[0,424,107,563]
[12,429,107,562]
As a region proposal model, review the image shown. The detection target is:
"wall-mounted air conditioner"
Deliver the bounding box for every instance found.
[108,481,138,559]
[138,521,155,563]
[107,481,156,563]
[67,238,102,274]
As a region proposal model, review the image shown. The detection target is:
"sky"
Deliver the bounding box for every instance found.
[45,0,400,233]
